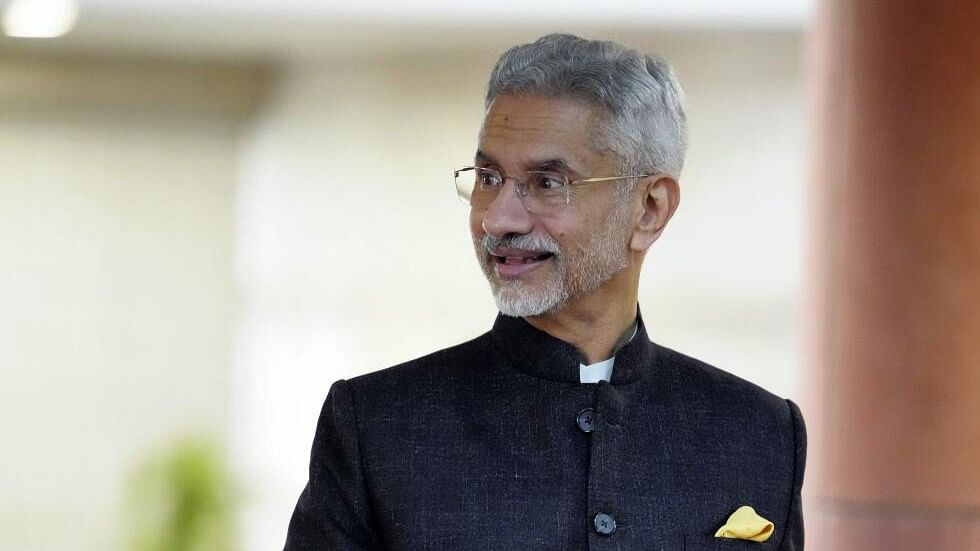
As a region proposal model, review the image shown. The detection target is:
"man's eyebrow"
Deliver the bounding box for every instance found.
[531,158,573,173]
[474,152,579,174]
[474,150,496,165]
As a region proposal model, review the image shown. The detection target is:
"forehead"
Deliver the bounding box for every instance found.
[478,95,605,172]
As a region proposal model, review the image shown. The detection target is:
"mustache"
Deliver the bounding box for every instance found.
[482,233,560,255]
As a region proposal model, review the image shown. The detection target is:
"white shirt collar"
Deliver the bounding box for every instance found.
[579,357,615,384]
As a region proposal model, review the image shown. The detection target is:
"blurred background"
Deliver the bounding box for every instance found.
[3,0,976,550]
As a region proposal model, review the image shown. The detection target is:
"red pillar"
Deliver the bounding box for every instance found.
[806,0,980,549]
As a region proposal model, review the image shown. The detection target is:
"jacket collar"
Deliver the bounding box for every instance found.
[488,308,656,385]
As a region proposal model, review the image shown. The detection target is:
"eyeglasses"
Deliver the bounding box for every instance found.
[453,166,654,213]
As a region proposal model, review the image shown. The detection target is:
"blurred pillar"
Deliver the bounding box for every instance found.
[806,0,980,549]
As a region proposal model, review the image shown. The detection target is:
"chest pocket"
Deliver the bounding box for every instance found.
[685,534,776,550]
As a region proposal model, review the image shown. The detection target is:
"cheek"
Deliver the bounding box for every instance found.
[538,217,570,241]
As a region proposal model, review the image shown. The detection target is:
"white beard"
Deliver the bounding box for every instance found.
[491,266,570,317]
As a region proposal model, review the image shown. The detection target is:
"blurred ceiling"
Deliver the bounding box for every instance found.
[75,0,812,23]
[1,0,811,61]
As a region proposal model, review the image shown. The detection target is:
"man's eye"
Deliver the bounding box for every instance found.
[530,173,567,191]
[478,170,503,187]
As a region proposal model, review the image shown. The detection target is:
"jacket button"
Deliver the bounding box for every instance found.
[594,512,616,536]
[576,408,595,433]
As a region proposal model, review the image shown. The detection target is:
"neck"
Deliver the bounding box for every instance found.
[525,276,639,364]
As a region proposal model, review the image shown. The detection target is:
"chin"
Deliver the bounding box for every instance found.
[492,280,569,317]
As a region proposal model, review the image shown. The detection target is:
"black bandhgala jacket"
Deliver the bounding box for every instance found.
[284,313,806,550]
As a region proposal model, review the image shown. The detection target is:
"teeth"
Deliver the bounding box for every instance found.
[503,256,539,264]
[494,252,552,265]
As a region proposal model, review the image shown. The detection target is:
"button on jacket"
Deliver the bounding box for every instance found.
[284,313,806,550]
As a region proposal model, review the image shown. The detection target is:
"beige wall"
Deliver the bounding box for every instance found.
[0,58,266,551]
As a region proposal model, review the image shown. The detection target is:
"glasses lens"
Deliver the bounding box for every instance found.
[524,171,570,209]
[454,168,474,202]
[455,167,502,207]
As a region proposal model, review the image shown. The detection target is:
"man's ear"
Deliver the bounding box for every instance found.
[630,175,680,252]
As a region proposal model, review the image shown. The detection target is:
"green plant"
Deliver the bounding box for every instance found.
[125,437,236,551]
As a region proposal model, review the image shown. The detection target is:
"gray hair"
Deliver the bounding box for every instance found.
[485,33,688,184]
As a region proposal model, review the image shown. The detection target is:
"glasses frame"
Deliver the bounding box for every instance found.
[453,166,656,209]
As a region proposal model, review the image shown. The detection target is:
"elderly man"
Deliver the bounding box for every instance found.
[285,34,805,550]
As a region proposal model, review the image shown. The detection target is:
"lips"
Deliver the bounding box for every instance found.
[493,252,553,264]
[489,247,555,278]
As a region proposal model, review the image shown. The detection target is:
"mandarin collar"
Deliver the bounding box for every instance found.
[488,309,656,385]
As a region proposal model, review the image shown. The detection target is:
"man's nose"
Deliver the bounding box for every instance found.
[480,180,534,237]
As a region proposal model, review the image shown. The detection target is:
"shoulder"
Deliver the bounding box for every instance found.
[651,342,806,485]
[343,331,500,398]
[652,343,800,430]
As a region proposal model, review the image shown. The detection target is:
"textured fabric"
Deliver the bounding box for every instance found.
[284,313,806,550]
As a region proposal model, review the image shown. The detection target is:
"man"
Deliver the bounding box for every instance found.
[285,34,805,550]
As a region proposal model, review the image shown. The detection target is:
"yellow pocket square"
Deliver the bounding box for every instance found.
[714,506,774,543]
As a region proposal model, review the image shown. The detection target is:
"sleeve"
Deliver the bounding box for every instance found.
[284,379,383,551]
[778,399,807,551]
